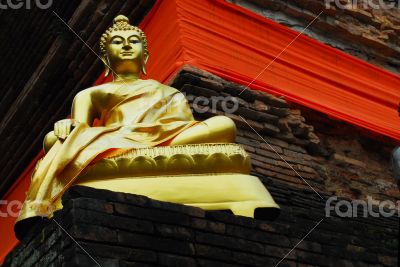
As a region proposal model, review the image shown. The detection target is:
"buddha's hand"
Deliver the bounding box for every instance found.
[54,119,77,140]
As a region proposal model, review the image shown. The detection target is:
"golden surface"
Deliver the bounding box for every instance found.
[80,143,251,178]
[75,174,279,218]
[17,15,278,225]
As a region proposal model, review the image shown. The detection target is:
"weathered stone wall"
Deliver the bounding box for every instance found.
[228,0,400,75]
[3,186,398,267]
[172,65,399,204]
[2,2,398,266]
[3,67,398,267]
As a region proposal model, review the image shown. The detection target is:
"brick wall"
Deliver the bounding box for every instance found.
[172,65,399,204]
[4,67,398,267]
[2,1,398,265]
[3,186,398,267]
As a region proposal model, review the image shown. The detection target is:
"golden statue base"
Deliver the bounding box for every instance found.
[71,144,279,218]
[76,173,278,217]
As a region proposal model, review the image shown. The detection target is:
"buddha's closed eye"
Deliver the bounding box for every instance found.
[111,37,141,45]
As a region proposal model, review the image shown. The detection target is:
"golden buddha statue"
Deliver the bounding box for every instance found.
[15,15,278,236]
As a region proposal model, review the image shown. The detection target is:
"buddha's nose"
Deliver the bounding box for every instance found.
[122,40,131,49]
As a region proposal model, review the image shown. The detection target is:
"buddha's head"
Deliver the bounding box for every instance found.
[100,15,149,78]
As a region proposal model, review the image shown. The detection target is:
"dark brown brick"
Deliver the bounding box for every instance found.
[118,230,195,256]
[70,224,118,243]
[114,203,191,226]
[195,244,233,261]
[196,231,264,255]
[158,253,197,267]
[155,224,194,241]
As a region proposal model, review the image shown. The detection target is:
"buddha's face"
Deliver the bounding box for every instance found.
[106,30,143,72]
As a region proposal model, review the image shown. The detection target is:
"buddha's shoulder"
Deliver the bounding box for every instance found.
[144,79,180,93]
[74,84,109,98]
[73,79,180,98]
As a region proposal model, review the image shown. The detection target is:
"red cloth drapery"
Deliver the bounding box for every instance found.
[0,152,43,263]
[140,0,400,141]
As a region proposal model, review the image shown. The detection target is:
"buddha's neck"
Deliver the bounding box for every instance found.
[112,72,140,82]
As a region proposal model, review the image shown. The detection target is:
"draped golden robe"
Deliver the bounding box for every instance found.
[17,79,197,222]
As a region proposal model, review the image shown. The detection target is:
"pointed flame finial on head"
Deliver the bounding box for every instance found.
[114,14,129,24]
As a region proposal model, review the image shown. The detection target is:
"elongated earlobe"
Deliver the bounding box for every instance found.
[101,56,111,77]
[141,65,147,76]
[141,54,149,76]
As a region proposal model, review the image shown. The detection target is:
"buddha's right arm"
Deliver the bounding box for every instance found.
[43,91,96,153]
[71,90,96,125]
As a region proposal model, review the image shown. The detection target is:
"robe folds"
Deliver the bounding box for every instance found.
[17,79,197,223]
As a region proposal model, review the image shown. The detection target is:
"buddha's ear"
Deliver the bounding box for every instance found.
[141,53,149,76]
[101,56,111,77]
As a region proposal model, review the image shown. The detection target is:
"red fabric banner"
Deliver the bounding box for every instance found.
[2,0,400,263]
[141,0,400,141]
[0,152,43,263]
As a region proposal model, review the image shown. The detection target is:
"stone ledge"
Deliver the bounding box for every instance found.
[4,185,398,267]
